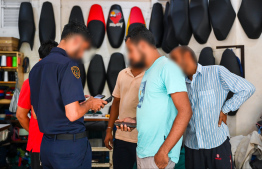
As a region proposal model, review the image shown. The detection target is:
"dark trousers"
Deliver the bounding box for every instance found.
[30,151,43,169]
[113,139,137,169]
[40,135,92,169]
[185,138,234,169]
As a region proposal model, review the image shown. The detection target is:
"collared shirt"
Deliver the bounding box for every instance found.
[185,64,255,149]
[29,47,85,134]
[113,67,144,143]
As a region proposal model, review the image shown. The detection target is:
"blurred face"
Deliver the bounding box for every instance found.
[125,39,146,69]
[170,49,191,76]
[67,35,90,60]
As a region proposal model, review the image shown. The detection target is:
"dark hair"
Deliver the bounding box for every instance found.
[38,40,58,59]
[61,21,92,42]
[125,25,156,48]
[179,46,197,63]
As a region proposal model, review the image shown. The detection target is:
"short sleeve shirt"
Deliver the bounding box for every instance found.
[112,68,144,143]
[29,47,85,134]
[136,56,187,163]
[18,79,43,152]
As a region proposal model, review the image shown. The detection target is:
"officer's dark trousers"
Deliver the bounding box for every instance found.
[40,135,92,169]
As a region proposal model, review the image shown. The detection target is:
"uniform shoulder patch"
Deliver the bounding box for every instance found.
[71,66,80,79]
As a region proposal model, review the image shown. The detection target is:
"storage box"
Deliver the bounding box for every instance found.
[0,37,19,51]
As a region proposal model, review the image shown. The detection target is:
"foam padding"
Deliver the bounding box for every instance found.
[169,0,192,45]
[107,53,126,94]
[126,7,145,35]
[149,3,164,48]
[39,2,56,44]
[190,0,211,44]
[87,54,106,96]
[69,6,84,24]
[87,4,105,48]
[238,0,262,39]
[107,5,125,48]
[18,2,35,50]
[162,2,178,53]
[78,61,86,89]
[209,0,236,41]
[198,47,215,66]
[220,49,241,116]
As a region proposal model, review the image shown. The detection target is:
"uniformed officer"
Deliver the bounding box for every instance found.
[29,21,107,169]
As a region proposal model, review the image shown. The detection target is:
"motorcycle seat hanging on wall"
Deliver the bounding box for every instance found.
[126,7,145,35]
[169,0,192,45]
[238,0,262,39]
[149,3,164,48]
[69,6,84,24]
[107,4,125,48]
[78,60,86,89]
[18,2,35,50]
[39,2,56,44]
[87,4,105,48]
[162,2,178,53]
[107,53,126,94]
[189,0,211,44]
[220,49,241,116]
[87,54,106,96]
[198,47,215,66]
[209,0,236,41]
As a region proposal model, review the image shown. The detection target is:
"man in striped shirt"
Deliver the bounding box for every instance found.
[170,46,255,169]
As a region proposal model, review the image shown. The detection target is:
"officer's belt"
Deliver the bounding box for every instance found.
[45,131,87,140]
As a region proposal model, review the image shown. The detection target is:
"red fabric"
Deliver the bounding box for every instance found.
[129,7,145,25]
[6,56,12,67]
[17,79,43,153]
[87,4,105,27]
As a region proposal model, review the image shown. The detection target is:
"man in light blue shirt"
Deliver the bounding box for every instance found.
[117,26,192,169]
[170,46,255,169]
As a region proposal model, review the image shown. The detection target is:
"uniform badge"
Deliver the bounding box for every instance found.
[71,66,80,79]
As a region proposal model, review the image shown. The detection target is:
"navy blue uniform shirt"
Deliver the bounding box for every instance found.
[29,47,86,134]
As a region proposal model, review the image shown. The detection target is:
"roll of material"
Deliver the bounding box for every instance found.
[238,0,262,39]
[169,0,192,45]
[12,57,17,67]
[162,2,178,53]
[1,55,6,67]
[18,2,35,50]
[198,47,215,66]
[220,49,241,116]
[87,54,106,96]
[209,0,236,41]
[87,4,105,48]
[4,71,8,82]
[189,0,211,44]
[0,70,3,81]
[107,53,126,94]
[126,7,146,35]
[107,4,125,48]
[149,3,164,48]
[6,57,12,67]
[39,2,56,44]
[69,6,84,24]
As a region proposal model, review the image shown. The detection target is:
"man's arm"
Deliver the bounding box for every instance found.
[154,92,192,168]
[104,97,120,150]
[16,106,30,131]
[65,97,107,122]
[218,66,256,114]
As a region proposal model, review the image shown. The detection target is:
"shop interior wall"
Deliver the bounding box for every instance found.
[0,0,260,137]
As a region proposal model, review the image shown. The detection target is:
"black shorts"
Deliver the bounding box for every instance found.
[185,138,234,169]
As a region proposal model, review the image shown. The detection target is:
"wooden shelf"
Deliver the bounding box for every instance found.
[0,67,18,70]
[0,99,11,104]
[0,81,16,84]
[11,140,27,143]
